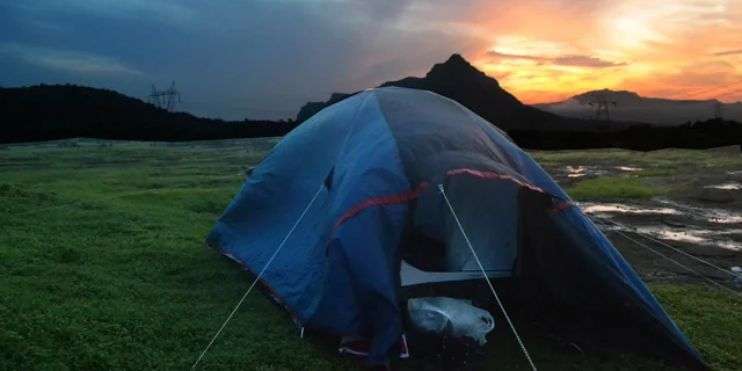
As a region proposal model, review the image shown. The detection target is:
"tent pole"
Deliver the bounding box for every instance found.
[438,184,538,371]
[191,184,325,369]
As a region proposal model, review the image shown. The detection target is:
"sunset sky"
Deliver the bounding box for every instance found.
[466,0,742,104]
[1,0,741,119]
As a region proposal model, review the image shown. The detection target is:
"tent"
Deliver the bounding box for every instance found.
[206,87,704,367]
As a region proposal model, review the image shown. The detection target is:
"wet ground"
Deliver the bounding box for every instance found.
[534,146,742,288]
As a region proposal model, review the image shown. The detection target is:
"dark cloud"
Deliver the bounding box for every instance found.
[0,0,466,120]
[488,50,625,68]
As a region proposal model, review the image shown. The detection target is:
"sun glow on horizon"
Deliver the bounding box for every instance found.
[457,0,742,103]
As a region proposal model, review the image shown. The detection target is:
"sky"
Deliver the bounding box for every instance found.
[1,0,741,120]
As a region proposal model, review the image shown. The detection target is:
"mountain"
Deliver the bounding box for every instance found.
[0,84,293,143]
[296,92,354,124]
[297,54,605,131]
[294,57,740,150]
[534,89,742,126]
[3,67,738,150]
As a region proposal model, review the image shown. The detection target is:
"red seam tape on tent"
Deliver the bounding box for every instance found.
[332,167,551,229]
[550,200,573,213]
[445,168,546,193]
[333,181,430,229]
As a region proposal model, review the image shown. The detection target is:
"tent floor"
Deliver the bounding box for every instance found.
[398,278,694,370]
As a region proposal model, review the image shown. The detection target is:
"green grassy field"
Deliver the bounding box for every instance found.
[534,146,742,201]
[1,139,740,370]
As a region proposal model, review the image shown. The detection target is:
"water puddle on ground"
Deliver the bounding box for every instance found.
[559,164,641,180]
[615,166,643,172]
[566,166,586,178]
[565,165,606,178]
[579,202,680,216]
[633,226,742,251]
[705,182,742,190]
[655,198,742,224]
[579,198,742,251]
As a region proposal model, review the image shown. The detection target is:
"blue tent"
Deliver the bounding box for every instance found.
[207,87,703,366]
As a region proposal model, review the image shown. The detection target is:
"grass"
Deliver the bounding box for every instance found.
[1,139,740,370]
[652,284,742,370]
[532,147,742,171]
[533,145,742,201]
[0,139,352,370]
[567,176,660,200]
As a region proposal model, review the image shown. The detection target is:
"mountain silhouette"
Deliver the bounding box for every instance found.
[296,92,353,126]
[297,54,595,130]
[2,65,738,150]
[571,89,642,104]
[0,84,293,143]
[535,89,742,125]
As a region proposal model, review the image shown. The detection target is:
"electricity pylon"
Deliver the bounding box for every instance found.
[587,91,617,121]
[149,81,180,111]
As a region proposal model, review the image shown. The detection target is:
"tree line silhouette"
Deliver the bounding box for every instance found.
[509,119,742,150]
[0,84,295,143]
[1,84,740,151]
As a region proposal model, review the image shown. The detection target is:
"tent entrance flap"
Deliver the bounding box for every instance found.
[401,177,520,284]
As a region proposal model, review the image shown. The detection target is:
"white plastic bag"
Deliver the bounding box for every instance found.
[407,297,495,345]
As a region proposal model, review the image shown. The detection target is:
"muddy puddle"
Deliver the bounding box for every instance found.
[705,182,742,190]
[579,198,742,251]
[552,164,645,183]
[575,197,742,285]
[541,155,742,286]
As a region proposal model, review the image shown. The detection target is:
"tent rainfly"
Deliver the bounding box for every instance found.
[206,87,705,368]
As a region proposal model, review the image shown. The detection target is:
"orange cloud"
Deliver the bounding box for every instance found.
[714,49,742,56]
[453,0,742,103]
[488,51,626,68]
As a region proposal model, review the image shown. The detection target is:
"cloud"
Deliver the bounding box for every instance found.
[12,0,197,28]
[0,43,143,76]
[2,0,741,116]
[621,60,740,100]
[713,49,742,56]
[488,51,546,62]
[349,0,415,19]
[487,50,626,68]
[553,55,627,68]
